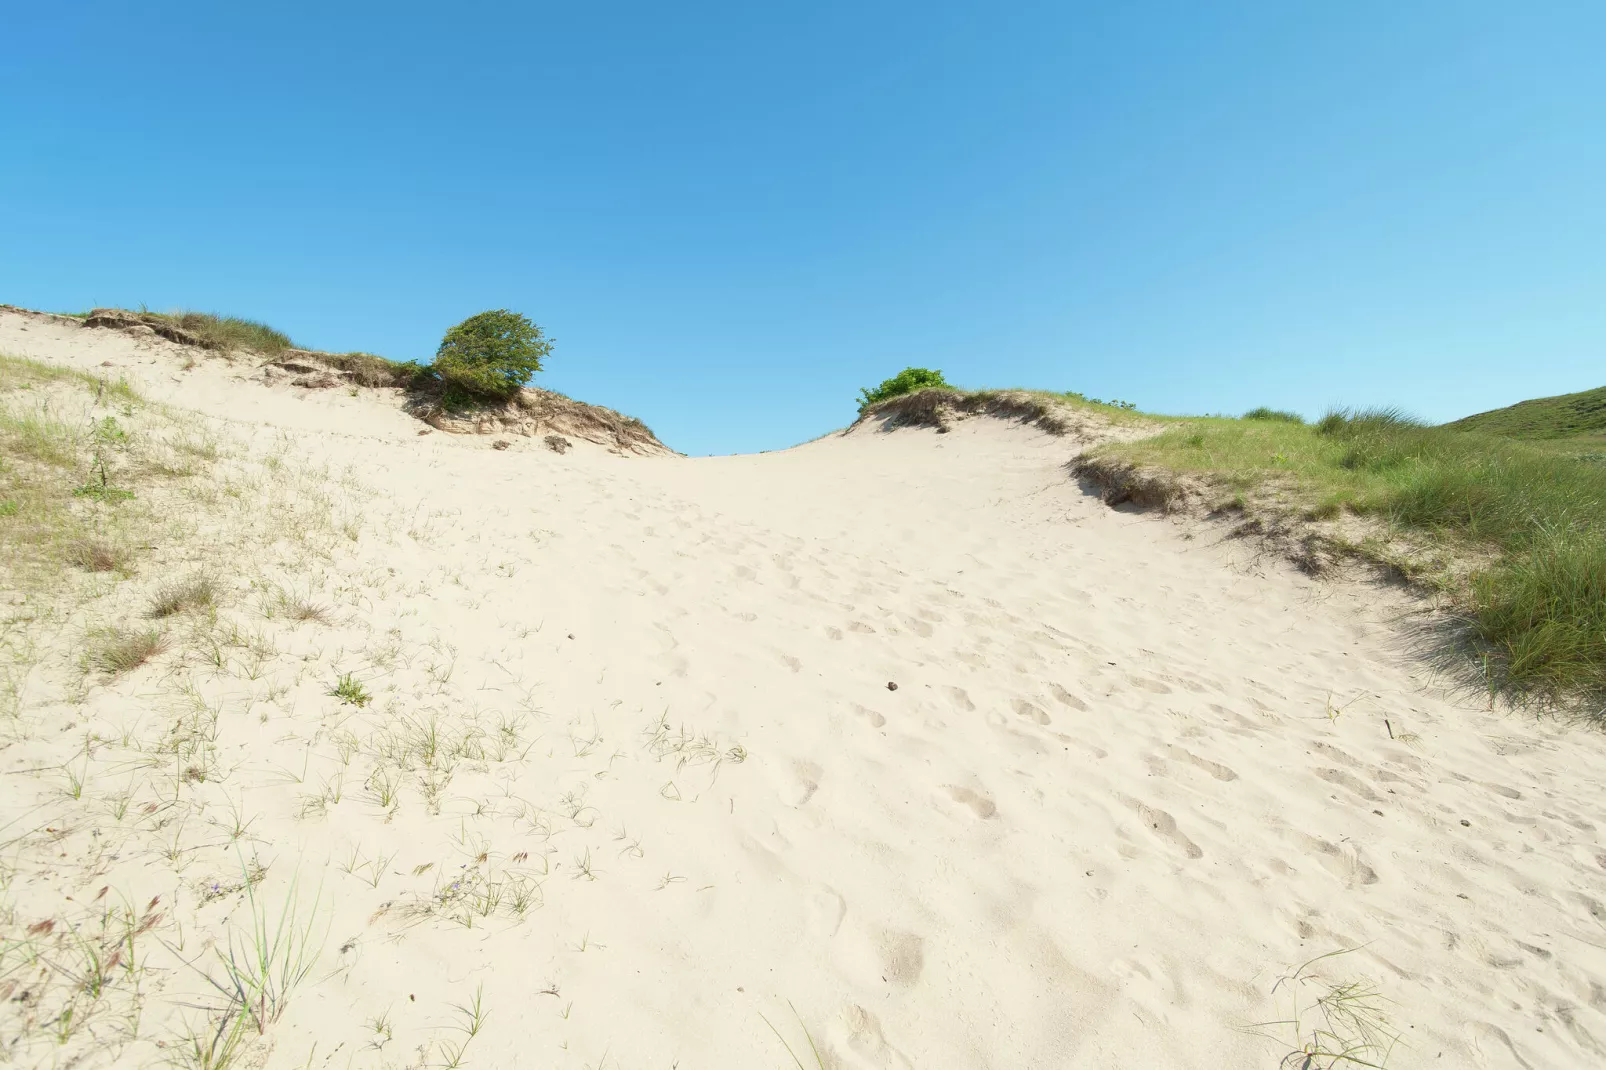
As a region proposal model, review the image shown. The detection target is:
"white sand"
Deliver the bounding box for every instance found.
[4,308,1606,1069]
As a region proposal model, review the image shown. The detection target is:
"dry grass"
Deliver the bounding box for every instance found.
[68,536,133,573]
[148,573,219,619]
[84,308,294,357]
[90,626,169,675]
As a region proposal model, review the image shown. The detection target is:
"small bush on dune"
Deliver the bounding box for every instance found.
[433,310,552,404]
[1244,407,1304,424]
[857,367,951,411]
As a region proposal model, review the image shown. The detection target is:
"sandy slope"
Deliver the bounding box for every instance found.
[3,308,1606,1069]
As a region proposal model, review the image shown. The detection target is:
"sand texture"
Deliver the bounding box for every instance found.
[3,308,1605,1069]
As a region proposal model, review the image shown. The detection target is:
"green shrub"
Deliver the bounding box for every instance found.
[857,368,951,411]
[433,310,552,402]
[1243,407,1304,424]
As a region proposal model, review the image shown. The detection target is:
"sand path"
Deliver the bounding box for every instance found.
[3,310,1605,1068]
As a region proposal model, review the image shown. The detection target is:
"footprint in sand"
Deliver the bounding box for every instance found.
[1049,683,1089,711]
[851,703,887,728]
[784,761,822,807]
[943,686,975,712]
[1163,744,1237,781]
[804,886,847,938]
[839,927,927,991]
[941,785,998,819]
[1011,698,1051,725]
[1126,799,1203,859]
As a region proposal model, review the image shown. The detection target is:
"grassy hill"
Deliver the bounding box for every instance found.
[856,368,1606,712]
[1445,384,1606,442]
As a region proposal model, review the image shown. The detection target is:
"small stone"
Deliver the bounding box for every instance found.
[886,681,898,691]
[492,439,512,451]
[1460,819,1471,827]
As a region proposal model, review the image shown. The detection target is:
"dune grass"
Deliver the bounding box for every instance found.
[1086,408,1606,707]
[142,310,294,356]
[1445,383,1606,442]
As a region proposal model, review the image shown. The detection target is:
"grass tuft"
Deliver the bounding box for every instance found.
[91,627,169,676]
[68,537,131,573]
[148,574,219,618]
[145,310,293,356]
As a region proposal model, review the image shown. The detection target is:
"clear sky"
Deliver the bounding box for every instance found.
[4,3,1602,455]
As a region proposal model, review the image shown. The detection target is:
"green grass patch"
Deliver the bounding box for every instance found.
[144,310,294,356]
[1089,407,1606,707]
[1446,384,1606,442]
[0,352,216,589]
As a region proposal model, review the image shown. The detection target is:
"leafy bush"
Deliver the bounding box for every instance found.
[434,310,552,402]
[857,367,951,411]
[1243,407,1304,423]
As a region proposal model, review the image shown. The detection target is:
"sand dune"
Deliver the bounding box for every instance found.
[3,308,1606,1069]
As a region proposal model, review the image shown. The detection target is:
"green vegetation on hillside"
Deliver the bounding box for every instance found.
[1084,406,1606,708]
[434,309,552,404]
[857,367,951,411]
[1445,384,1606,442]
[856,366,1139,416]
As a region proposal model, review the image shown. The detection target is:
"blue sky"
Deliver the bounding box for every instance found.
[4,3,1602,455]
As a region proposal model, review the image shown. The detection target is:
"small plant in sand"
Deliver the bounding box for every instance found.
[762,1002,826,1070]
[148,573,219,618]
[433,309,552,404]
[68,536,131,573]
[1255,949,1400,1069]
[200,867,325,1036]
[327,672,372,707]
[91,627,169,676]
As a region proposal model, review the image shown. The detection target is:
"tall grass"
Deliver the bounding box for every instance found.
[1088,407,1606,706]
[140,310,293,356]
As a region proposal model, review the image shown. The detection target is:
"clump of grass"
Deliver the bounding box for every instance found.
[1244,406,1305,424]
[67,537,131,573]
[91,627,169,676]
[1256,949,1400,1069]
[198,867,325,1039]
[148,573,218,618]
[327,672,371,707]
[317,351,430,389]
[143,310,294,357]
[273,591,331,624]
